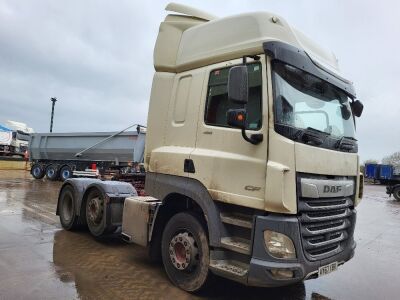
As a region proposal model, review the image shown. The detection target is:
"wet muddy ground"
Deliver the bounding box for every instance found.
[0,170,399,299]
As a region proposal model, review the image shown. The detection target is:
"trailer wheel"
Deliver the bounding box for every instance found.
[45,164,59,181]
[85,189,115,237]
[31,164,45,179]
[161,212,211,292]
[60,165,73,181]
[59,185,84,230]
[393,187,400,201]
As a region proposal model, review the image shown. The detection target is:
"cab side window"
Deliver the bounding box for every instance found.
[204,63,262,130]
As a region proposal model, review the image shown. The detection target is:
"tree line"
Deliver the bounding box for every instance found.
[364,151,400,167]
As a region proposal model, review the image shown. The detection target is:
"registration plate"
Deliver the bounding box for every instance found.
[318,262,338,277]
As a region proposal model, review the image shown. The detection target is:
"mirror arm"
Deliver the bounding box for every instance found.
[241,129,263,145]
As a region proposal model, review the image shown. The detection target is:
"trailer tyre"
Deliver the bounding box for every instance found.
[60,165,73,181]
[161,212,211,293]
[85,188,116,237]
[393,187,400,201]
[59,185,84,230]
[31,164,45,179]
[45,164,59,181]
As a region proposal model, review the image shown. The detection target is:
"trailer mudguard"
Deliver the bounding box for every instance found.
[56,178,137,216]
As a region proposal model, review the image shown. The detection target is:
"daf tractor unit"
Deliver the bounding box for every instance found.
[56,3,364,292]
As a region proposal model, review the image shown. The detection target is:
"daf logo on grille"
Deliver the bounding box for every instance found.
[323,185,342,193]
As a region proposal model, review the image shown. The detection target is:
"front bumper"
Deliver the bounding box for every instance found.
[247,214,356,287]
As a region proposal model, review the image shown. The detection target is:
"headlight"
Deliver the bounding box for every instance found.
[264,230,296,259]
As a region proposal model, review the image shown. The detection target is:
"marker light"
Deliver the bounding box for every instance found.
[270,268,294,279]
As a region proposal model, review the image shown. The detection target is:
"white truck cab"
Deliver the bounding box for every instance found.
[57,3,364,292]
[0,121,32,157]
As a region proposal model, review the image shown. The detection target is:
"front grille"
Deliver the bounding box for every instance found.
[298,195,355,260]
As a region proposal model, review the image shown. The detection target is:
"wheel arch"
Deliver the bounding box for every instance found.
[78,180,137,216]
[146,173,222,248]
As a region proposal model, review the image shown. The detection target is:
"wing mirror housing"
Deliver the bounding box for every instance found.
[228,66,248,104]
[226,59,263,145]
[351,100,364,117]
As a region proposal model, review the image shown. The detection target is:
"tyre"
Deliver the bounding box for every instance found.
[161,212,211,292]
[85,188,115,237]
[31,164,45,179]
[393,187,400,201]
[60,165,73,181]
[59,185,84,230]
[45,164,59,181]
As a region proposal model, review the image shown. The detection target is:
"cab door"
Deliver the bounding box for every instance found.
[189,57,268,210]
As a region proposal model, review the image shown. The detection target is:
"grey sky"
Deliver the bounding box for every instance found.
[0,0,398,161]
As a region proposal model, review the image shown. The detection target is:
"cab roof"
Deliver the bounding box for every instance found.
[154,3,344,79]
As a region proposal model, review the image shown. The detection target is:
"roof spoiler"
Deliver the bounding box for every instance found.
[165,2,217,21]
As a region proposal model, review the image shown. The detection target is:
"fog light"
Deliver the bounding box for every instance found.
[264,230,296,259]
[270,268,294,279]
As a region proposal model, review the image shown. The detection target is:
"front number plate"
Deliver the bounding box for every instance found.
[318,262,338,277]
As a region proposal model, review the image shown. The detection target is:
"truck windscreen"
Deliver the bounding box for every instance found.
[272,61,356,144]
[16,131,30,141]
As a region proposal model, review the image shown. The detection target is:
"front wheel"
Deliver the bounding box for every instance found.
[393,187,400,201]
[161,212,211,292]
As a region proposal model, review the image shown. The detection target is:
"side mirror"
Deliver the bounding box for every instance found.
[351,100,364,117]
[227,108,247,129]
[228,66,248,104]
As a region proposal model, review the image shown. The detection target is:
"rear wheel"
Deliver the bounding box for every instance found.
[60,165,73,181]
[31,164,45,179]
[161,212,211,292]
[45,164,59,181]
[393,187,400,201]
[85,189,116,237]
[59,185,84,230]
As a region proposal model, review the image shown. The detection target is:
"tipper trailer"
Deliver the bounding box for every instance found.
[56,3,364,292]
[29,129,145,181]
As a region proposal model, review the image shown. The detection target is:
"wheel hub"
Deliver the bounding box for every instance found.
[169,232,198,271]
[33,168,40,176]
[88,197,103,224]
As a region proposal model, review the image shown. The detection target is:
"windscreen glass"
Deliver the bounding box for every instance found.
[16,131,30,141]
[272,62,355,139]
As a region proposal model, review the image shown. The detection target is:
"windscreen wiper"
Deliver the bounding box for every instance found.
[297,127,330,146]
[336,136,357,150]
